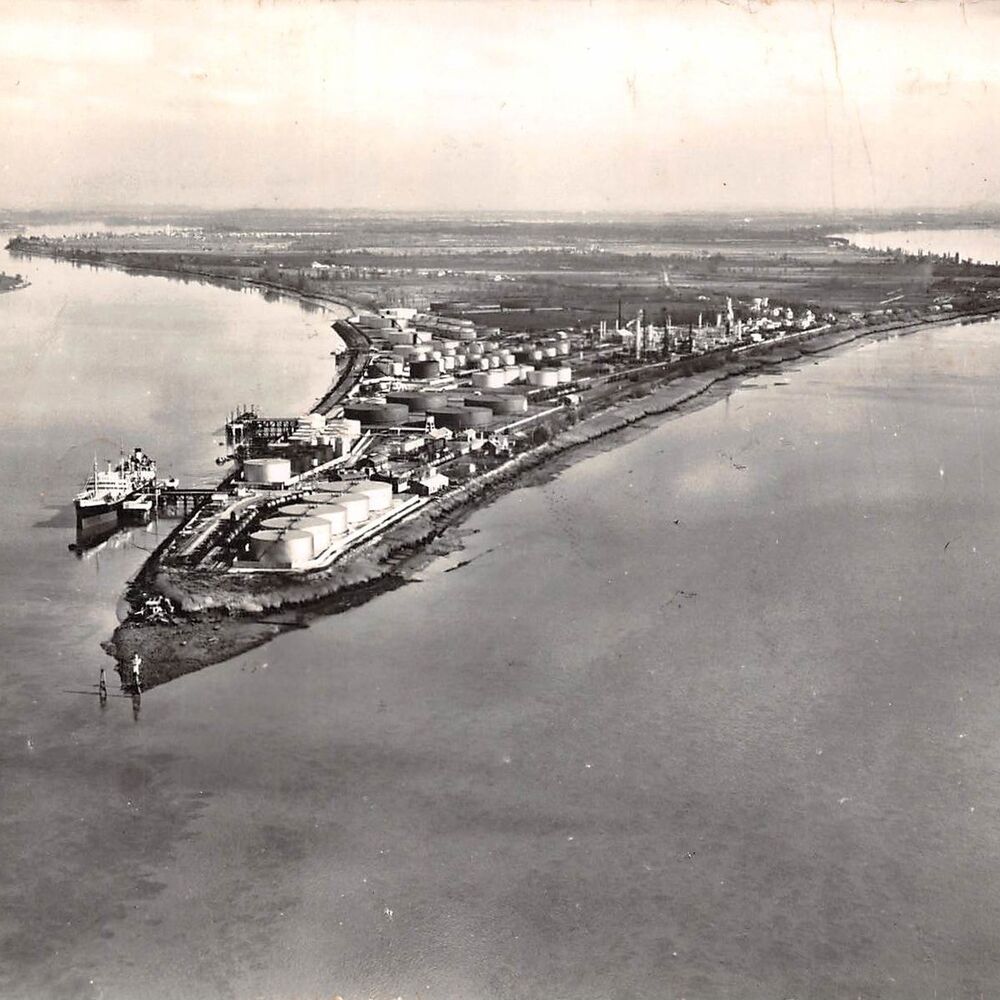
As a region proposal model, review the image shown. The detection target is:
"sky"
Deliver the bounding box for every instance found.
[1,0,999,214]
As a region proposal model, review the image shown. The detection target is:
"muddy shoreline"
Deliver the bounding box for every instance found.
[105,304,1000,690]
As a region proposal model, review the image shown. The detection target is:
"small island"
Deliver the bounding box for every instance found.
[0,269,29,293]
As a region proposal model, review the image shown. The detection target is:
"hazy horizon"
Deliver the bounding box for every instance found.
[3,0,1000,215]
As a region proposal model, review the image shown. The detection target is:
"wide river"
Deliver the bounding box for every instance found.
[5,231,1000,999]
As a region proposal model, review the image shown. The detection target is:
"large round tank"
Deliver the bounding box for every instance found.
[409,360,441,380]
[336,493,370,524]
[432,406,494,431]
[349,479,393,512]
[243,457,292,485]
[279,503,315,518]
[249,528,313,568]
[464,394,528,414]
[302,502,349,535]
[261,515,330,556]
[442,355,455,372]
[343,401,410,426]
[289,515,332,554]
[500,352,516,366]
[556,341,571,356]
[528,369,559,388]
[542,346,558,358]
[471,370,505,389]
[386,391,448,412]
[557,366,573,384]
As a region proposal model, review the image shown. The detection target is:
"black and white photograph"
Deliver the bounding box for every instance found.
[4,1,1000,997]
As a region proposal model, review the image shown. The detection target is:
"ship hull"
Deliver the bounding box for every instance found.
[75,497,124,529]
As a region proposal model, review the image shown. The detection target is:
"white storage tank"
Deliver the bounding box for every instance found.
[472,370,505,389]
[557,366,573,384]
[528,369,559,388]
[243,458,292,485]
[502,365,520,383]
[336,493,370,524]
[249,529,313,568]
[260,516,331,557]
[303,502,349,535]
[556,341,571,356]
[442,355,455,372]
[500,352,516,366]
[349,480,393,512]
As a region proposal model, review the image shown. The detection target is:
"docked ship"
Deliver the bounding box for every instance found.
[74,447,158,528]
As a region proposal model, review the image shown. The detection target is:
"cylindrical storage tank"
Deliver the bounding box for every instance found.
[475,357,490,371]
[243,457,292,485]
[385,391,447,412]
[259,515,298,532]
[336,492,370,524]
[431,407,478,432]
[442,355,455,372]
[530,349,543,361]
[392,361,405,377]
[487,355,501,369]
[290,515,332,555]
[471,370,505,389]
[557,366,573,384]
[502,365,520,383]
[249,529,313,568]
[262,516,330,556]
[528,369,559,388]
[556,341,571,356]
[453,353,467,369]
[343,401,410,427]
[500,352,516,366]
[464,394,528,415]
[430,350,443,362]
[409,360,441,380]
[349,479,393,512]
[301,502,349,535]
[464,406,494,428]
[542,346,558,358]
[278,503,315,518]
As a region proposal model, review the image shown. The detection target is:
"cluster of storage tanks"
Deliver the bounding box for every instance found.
[248,479,394,568]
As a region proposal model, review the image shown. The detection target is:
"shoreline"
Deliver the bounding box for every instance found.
[16,239,999,689]
[105,301,1000,690]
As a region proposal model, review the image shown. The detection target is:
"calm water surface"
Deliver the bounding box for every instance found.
[846,226,1000,264]
[5,235,1000,999]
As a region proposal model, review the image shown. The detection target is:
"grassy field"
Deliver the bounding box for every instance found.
[10,210,1000,327]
